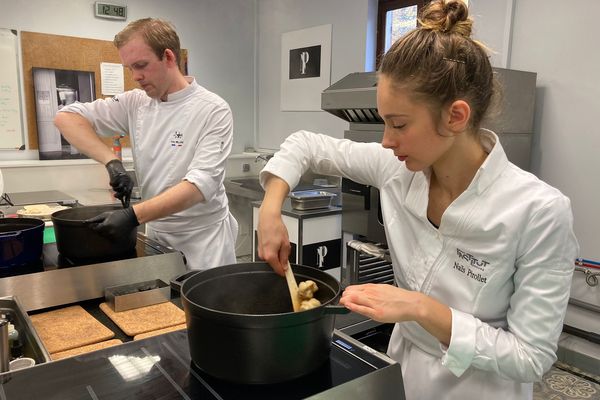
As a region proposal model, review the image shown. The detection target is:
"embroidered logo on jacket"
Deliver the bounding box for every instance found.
[170,130,183,147]
[453,248,490,284]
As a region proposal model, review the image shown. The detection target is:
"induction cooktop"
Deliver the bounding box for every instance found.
[0,329,405,399]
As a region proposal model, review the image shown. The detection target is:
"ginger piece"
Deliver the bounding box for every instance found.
[300,298,321,311]
[297,280,321,310]
[298,280,319,300]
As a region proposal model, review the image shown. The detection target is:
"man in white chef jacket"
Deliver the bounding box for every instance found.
[54,18,238,270]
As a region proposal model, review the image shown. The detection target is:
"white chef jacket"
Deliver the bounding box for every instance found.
[60,77,237,270]
[260,129,578,400]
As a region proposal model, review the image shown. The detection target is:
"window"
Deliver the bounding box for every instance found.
[376,0,426,67]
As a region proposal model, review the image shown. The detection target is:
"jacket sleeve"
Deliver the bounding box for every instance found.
[183,103,233,202]
[441,195,578,381]
[259,130,396,190]
[58,91,138,137]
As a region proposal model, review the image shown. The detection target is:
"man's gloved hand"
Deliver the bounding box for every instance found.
[105,159,134,208]
[85,207,139,240]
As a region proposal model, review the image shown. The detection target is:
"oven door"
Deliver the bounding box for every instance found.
[341,179,386,244]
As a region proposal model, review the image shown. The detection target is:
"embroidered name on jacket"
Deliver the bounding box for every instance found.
[453,248,490,284]
[170,130,184,147]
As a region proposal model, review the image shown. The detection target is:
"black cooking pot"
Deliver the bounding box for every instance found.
[0,218,45,267]
[177,262,349,384]
[51,205,137,260]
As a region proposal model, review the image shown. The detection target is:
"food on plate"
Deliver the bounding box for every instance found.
[297,280,321,310]
[19,204,54,215]
[17,204,67,219]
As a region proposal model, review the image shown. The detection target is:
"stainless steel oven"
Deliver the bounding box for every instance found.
[340,126,386,244]
[322,73,389,286]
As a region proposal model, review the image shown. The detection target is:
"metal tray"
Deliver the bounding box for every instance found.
[104,279,170,312]
[289,190,336,210]
[0,296,51,368]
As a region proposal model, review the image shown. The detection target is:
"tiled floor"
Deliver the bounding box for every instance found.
[534,361,600,400]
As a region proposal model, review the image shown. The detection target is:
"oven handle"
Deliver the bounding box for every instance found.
[342,178,371,210]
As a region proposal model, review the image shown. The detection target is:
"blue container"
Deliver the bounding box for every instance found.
[0,218,44,267]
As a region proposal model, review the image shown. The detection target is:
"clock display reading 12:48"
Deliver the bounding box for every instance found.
[94,2,127,21]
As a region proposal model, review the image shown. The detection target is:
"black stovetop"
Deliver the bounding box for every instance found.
[0,329,399,399]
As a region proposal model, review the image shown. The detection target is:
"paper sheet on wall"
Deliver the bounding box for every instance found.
[101,62,124,96]
[280,24,332,111]
[0,28,24,149]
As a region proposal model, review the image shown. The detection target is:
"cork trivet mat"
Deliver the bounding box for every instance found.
[99,301,186,337]
[30,305,115,354]
[51,339,123,360]
[133,323,187,341]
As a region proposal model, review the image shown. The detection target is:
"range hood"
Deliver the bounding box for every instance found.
[321,72,382,123]
[321,69,537,172]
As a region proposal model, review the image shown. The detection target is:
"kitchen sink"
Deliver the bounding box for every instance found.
[229,177,264,193]
[0,296,51,371]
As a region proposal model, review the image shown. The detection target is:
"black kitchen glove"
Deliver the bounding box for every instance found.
[105,159,134,208]
[86,207,140,240]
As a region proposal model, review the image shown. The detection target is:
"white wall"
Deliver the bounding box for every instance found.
[508,0,599,261]
[0,0,256,158]
[255,0,599,262]
[255,0,376,150]
[469,0,514,68]
[253,0,515,144]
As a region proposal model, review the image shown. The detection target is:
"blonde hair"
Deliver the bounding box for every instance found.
[114,18,181,66]
[379,0,498,130]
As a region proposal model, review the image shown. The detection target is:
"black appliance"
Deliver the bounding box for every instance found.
[0,231,186,313]
[0,232,174,278]
[0,329,405,399]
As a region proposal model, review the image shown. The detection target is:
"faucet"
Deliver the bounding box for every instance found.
[255,153,274,163]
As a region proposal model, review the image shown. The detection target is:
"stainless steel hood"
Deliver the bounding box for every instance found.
[321,72,382,124]
[321,69,537,171]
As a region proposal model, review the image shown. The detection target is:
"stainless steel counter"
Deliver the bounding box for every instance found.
[251,198,342,220]
[224,177,265,200]
[0,252,186,313]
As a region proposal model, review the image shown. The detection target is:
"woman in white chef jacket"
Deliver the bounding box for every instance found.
[257,1,578,399]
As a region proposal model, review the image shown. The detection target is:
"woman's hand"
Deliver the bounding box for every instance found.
[257,175,292,276]
[340,283,452,346]
[340,283,422,323]
[257,206,290,276]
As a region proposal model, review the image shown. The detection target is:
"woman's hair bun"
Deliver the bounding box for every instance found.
[419,0,472,38]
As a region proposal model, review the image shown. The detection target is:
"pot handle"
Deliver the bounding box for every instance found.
[170,270,200,294]
[323,304,350,315]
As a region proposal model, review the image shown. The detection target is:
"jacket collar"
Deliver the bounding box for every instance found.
[469,129,510,195]
[162,76,197,103]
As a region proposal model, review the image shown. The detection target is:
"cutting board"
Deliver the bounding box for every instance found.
[30,305,115,354]
[133,323,187,341]
[51,339,123,360]
[99,301,185,337]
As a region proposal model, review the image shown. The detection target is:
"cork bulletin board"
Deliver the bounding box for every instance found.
[21,31,188,150]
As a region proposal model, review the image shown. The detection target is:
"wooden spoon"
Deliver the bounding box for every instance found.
[284,261,301,312]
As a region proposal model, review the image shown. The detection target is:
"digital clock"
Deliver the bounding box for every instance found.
[94,2,127,21]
